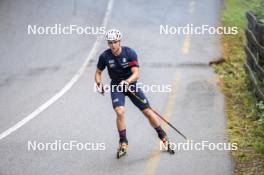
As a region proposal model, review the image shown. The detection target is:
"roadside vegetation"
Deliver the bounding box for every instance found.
[212,0,264,174]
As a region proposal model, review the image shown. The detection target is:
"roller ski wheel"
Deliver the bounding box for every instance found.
[162,137,175,155]
[116,142,128,159]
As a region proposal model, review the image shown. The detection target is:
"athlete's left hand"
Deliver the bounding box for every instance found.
[119,80,129,87]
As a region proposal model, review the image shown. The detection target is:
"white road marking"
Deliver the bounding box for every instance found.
[0,0,115,140]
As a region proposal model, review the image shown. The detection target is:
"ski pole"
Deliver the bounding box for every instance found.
[128,90,188,140]
[150,108,188,140]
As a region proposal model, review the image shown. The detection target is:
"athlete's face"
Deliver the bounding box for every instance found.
[108,40,121,54]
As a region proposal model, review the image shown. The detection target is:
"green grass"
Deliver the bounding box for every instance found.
[212,0,264,174]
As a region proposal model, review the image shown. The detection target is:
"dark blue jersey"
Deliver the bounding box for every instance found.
[97,46,139,83]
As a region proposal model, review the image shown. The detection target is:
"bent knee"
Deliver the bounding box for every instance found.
[115,106,125,117]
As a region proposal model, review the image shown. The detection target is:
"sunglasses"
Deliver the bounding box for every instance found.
[108,40,119,44]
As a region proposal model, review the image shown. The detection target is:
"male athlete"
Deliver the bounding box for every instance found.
[95,29,173,158]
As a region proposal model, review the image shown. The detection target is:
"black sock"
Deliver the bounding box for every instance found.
[155,126,167,140]
[118,129,128,144]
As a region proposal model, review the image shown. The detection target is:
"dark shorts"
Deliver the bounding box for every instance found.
[110,82,150,111]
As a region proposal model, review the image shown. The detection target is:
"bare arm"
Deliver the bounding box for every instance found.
[126,67,139,84]
[95,68,103,85]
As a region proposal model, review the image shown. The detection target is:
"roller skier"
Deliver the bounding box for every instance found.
[95,29,174,158]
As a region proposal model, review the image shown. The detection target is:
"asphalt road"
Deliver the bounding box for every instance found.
[0,0,234,174]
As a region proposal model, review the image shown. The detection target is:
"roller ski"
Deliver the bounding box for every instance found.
[116,140,128,159]
[161,137,175,155]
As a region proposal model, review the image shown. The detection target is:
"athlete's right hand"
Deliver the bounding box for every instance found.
[119,80,130,92]
[96,82,105,95]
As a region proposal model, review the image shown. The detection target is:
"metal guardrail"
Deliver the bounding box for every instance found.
[245,11,264,101]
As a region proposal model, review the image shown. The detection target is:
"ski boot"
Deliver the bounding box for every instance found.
[161,137,175,155]
[116,139,128,159]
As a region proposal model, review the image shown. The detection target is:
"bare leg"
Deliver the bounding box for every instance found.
[142,107,161,128]
[114,106,128,158]
[114,106,126,131]
[142,107,167,140]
